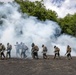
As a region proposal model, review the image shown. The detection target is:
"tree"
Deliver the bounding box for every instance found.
[15,0,58,21]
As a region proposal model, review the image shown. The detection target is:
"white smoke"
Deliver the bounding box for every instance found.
[0,0,13,3]
[0,2,76,58]
[43,0,76,17]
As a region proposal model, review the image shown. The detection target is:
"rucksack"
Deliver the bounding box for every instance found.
[45,47,47,51]
[2,45,6,50]
[25,45,28,50]
[7,45,12,50]
[34,46,39,51]
[0,45,2,50]
[43,47,47,52]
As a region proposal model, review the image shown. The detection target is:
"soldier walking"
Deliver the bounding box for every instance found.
[65,45,72,60]
[54,46,60,59]
[31,43,39,59]
[42,45,48,59]
[0,43,6,59]
[6,43,12,58]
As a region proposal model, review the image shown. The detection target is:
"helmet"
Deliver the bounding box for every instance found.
[7,43,9,45]
[54,46,56,48]
[31,43,35,47]
[42,44,44,47]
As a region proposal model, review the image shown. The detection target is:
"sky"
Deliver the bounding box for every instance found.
[0,0,76,17]
[0,0,13,2]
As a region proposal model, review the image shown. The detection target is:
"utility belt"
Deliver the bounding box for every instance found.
[33,51,38,53]
[21,50,26,53]
[55,52,59,54]
[7,48,11,50]
[7,49,11,52]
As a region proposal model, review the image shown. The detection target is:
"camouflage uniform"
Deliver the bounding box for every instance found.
[66,45,72,59]
[54,46,60,59]
[31,43,39,59]
[0,43,5,59]
[6,43,12,58]
[42,45,47,59]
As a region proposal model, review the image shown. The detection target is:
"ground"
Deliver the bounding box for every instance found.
[0,56,76,75]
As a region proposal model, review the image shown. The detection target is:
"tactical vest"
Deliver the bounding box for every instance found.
[54,47,60,53]
[43,47,47,52]
[67,47,71,53]
[33,45,39,52]
[0,45,3,50]
[7,45,12,50]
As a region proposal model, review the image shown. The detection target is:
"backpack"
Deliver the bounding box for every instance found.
[0,45,2,50]
[34,45,39,51]
[2,45,6,50]
[43,47,47,52]
[10,45,12,50]
[24,45,28,50]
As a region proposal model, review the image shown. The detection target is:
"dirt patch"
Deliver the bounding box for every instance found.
[0,56,76,75]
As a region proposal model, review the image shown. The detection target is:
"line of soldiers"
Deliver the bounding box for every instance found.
[0,42,28,59]
[31,43,72,60]
[15,42,28,58]
[31,43,48,59]
[0,42,72,60]
[0,43,12,59]
[54,45,72,60]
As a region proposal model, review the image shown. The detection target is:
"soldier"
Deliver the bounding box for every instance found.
[21,43,28,58]
[54,46,60,59]
[0,43,5,59]
[20,42,23,58]
[65,45,72,60]
[42,45,47,59]
[15,42,20,57]
[31,43,35,59]
[6,43,12,58]
[31,43,39,59]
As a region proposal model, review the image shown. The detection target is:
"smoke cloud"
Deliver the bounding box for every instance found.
[0,0,13,3]
[43,0,76,17]
[0,2,76,58]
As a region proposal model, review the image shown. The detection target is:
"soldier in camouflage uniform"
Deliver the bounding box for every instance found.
[65,45,72,60]
[42,45,47,59]
[31,43,39,59]
[54,46,60,59]
[0,43,5,59]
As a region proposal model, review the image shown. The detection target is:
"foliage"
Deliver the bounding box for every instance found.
[15,0,58,21]
[58,14,76,36]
